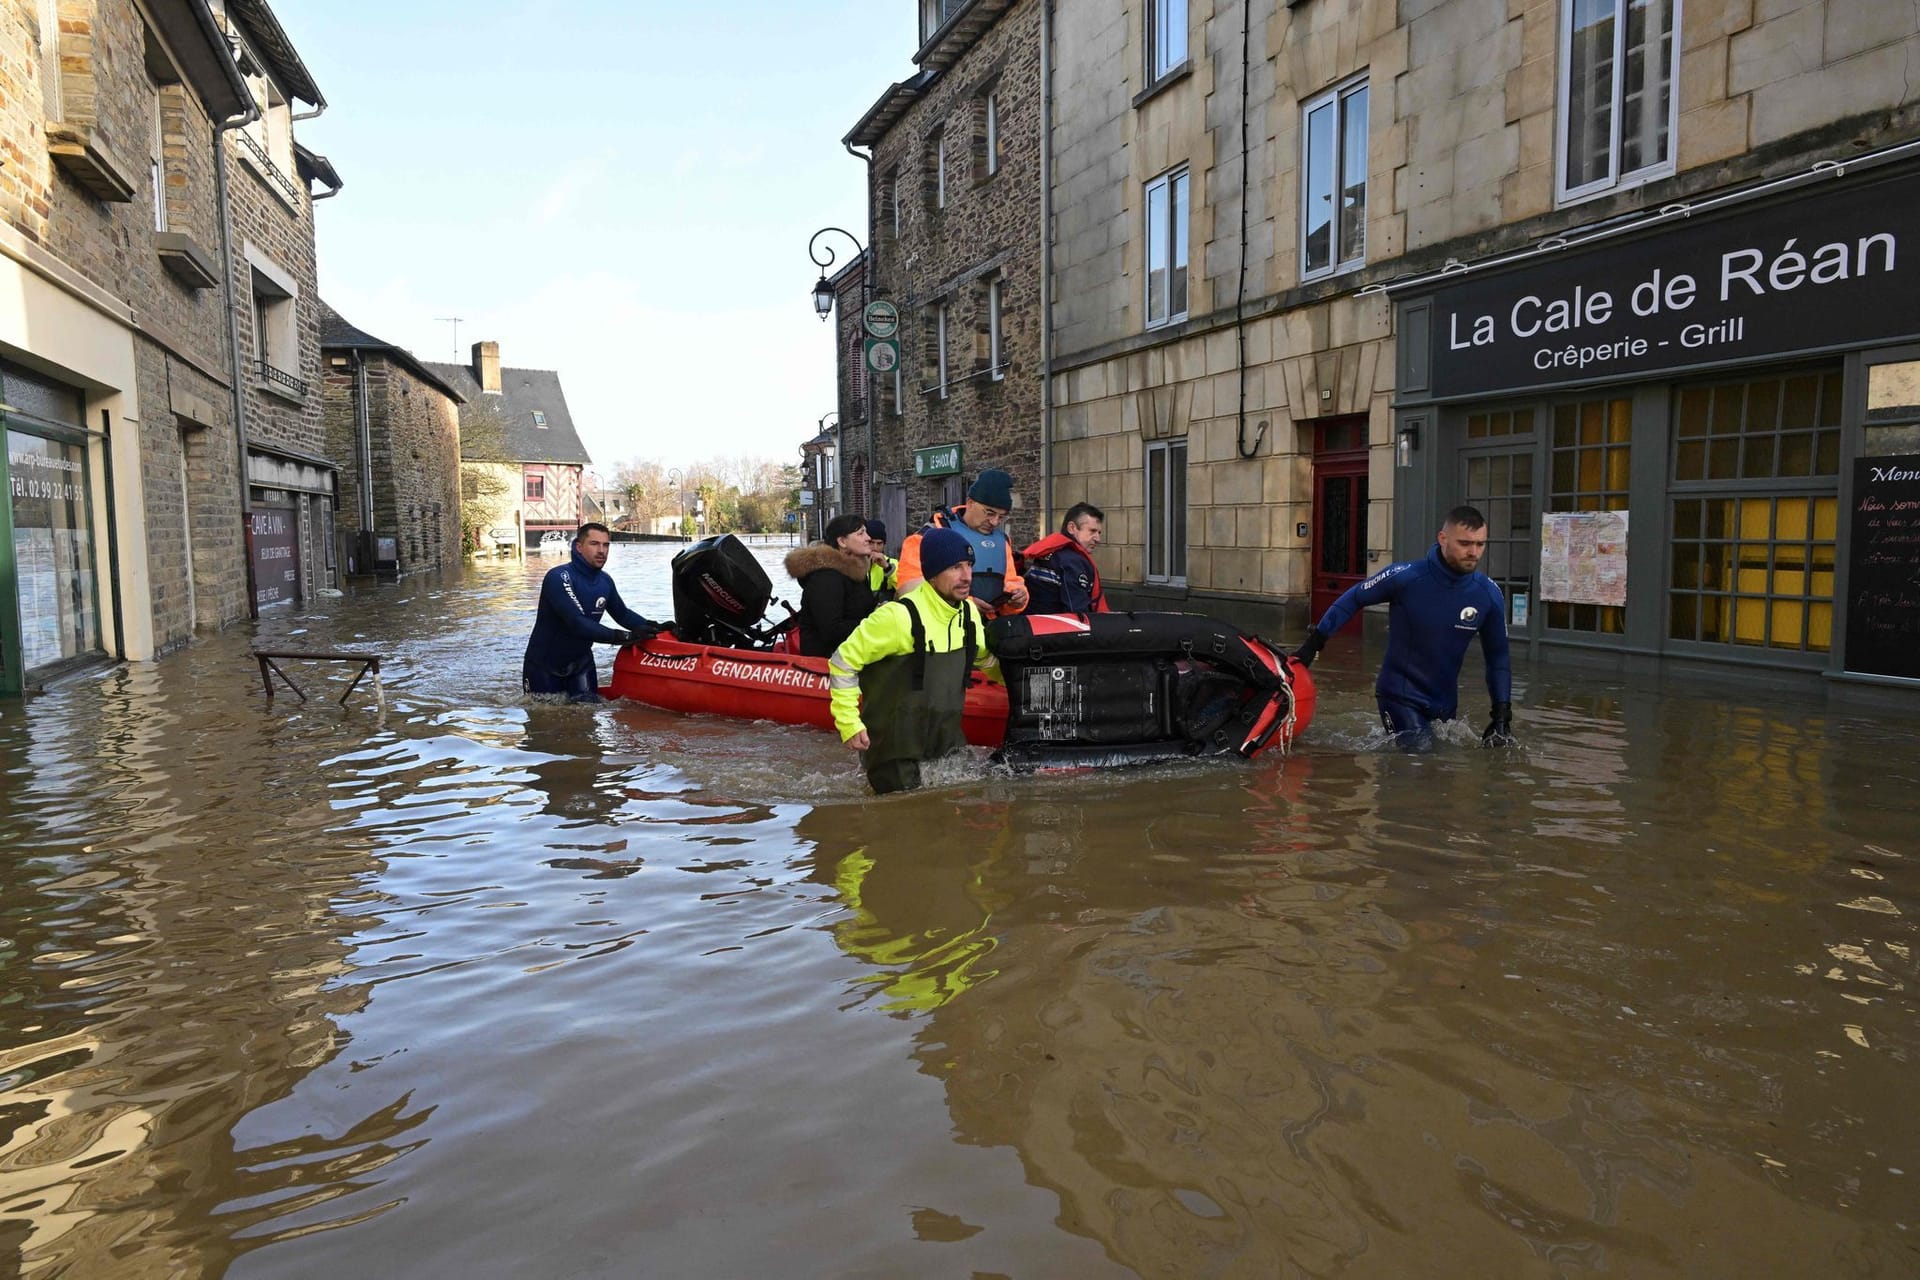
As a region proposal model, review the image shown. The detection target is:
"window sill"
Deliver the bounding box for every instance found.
[255,377,308,408]
[155,232,221,290]
[1299,258,1367,287]
[1133,62,1193,110]
[1144,311,1190,334]
[47,124,138,202]
[1554,165,1677,212]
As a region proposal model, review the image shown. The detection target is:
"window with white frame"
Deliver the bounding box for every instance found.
[892,356,904,416]
[937,303,950,398]
[37,0,61,118]
[1558,0,1679,203]
[1145,168,1189,328]
[984,91,1000,177]
[1301,77,1369,279]
[989,277,1005,380]
[249,264,297,384]
[936,131,948,209]
[1146,438,1188,583]
[1148,0,1188,83]
[150,84,167,232]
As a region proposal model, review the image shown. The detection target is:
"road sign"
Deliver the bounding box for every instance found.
[864,338,899,374]
[913,443,962,478]
[862,300,900,339]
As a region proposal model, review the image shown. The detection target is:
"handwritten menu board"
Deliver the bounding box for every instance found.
[1845,459,1920,680]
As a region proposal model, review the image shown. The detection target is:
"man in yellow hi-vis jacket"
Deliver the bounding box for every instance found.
[829,527,1001,794]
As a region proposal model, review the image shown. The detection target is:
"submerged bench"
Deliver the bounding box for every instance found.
[253,649,386,710]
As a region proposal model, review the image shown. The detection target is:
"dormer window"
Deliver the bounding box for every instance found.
[532,411,548,428]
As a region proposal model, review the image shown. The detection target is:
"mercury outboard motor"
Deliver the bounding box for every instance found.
[670,535,794,649]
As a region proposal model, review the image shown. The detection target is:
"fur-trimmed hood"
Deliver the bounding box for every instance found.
[785,543,870,583]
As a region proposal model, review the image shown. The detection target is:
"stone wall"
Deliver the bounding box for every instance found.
[865,0,1045,543]
[322,356,465,576]
[1,0,247,653]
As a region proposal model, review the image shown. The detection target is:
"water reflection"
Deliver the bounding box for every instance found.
[0,545,1912,1277]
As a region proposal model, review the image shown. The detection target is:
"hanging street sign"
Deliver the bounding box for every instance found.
[864,337,899,374]
[913,443,962,477]
[862,300,901,339]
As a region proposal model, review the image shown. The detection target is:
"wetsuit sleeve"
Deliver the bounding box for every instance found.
[602,582,652,635]
[548,569,632,643]
[1311,562,1411,635]
[1480,584,1513,705]
[827,601,914,741]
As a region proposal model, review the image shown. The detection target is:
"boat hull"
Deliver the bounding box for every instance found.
[606,638,1010,747]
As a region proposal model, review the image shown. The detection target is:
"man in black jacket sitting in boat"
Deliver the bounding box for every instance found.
[785,513,882,657]
[523,523,664,702]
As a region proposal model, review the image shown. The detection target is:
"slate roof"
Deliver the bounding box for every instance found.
[226,0,323,107]
[423,356,593,467]
[317,302,466,403]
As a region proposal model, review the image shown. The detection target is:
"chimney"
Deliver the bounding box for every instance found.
[472,340,501,394]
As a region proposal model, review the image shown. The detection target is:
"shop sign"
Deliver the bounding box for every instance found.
[1844,458,1920,681]
[862,301,901,339]
[1407,166,1920,399]
[864,338,899,374]
[250,505,300,607]
[913,443,962,477]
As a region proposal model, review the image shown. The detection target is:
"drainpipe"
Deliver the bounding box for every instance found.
[214,101,261,616]
[1040,0,1056,523]
[352,349,376,572]
[1234,0,1264,460]
[844,139,874,519]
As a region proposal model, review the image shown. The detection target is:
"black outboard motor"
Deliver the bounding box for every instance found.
[669,535,794,649]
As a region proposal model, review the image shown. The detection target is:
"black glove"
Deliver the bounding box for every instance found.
[629,622,664,645]
[1291,629,1327,669]
[1482,701,1514,747]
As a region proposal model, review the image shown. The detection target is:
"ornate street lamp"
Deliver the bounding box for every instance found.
[808,226,865,321]
[807,226,870,525]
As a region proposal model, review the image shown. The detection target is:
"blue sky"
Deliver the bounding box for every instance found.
[294,1,917,472]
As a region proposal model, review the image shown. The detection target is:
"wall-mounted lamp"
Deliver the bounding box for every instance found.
[1396,422,1420,468]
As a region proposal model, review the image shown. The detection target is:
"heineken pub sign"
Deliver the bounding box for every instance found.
[914,443,962,477]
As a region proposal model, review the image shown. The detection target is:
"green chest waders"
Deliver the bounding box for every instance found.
[859,599,978,794]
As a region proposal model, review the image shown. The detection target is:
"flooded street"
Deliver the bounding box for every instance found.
[0,542,1914,1278]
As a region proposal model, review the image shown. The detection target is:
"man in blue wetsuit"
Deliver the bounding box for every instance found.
[522,523,664,702]
[1292,505,1514,752]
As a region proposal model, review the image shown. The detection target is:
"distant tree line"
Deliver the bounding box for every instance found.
[609,457,801,536]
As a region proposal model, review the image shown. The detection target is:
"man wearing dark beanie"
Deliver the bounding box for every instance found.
[897,467,1028,618]
[828,526,1002,793]
[863,519,897,600]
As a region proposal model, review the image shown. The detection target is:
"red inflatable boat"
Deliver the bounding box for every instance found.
[606,636,1011,747]
[605,535,1316,767]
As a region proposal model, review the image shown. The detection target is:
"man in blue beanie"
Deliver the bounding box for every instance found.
[897,467,1028,618]
[863,518,898,599]
[829,526,1002,793]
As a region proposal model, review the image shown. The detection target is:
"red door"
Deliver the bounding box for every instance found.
[1309,417,1369,629]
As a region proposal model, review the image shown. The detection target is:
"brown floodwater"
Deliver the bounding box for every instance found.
[0,542,1914,1278]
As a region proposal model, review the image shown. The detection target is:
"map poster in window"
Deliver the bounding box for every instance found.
[1539,511,1628,607]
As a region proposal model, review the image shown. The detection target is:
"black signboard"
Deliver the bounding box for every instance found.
[1408,165,1920,399]
[1844,458,1920,680]
[250,504,300,608]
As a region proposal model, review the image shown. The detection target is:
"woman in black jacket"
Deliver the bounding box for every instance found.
[785,513,881,657]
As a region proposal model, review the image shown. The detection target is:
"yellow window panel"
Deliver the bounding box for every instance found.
[1734,597,1767,644]
[1814,498,1838,540]
[1740,498,1773,538]
[1809,602,1833,652]
[1776,498,1809,541]
[1771,600,1805,647]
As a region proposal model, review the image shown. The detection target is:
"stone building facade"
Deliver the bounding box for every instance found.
[1045,0,1920,687]
[319,304,466,578]
[429,343,594,553]
[215,0,340,613]
[844,0,1045,550]
[0,0,251,693]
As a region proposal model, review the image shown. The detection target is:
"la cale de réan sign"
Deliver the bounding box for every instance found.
[1406,165,1920,400]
